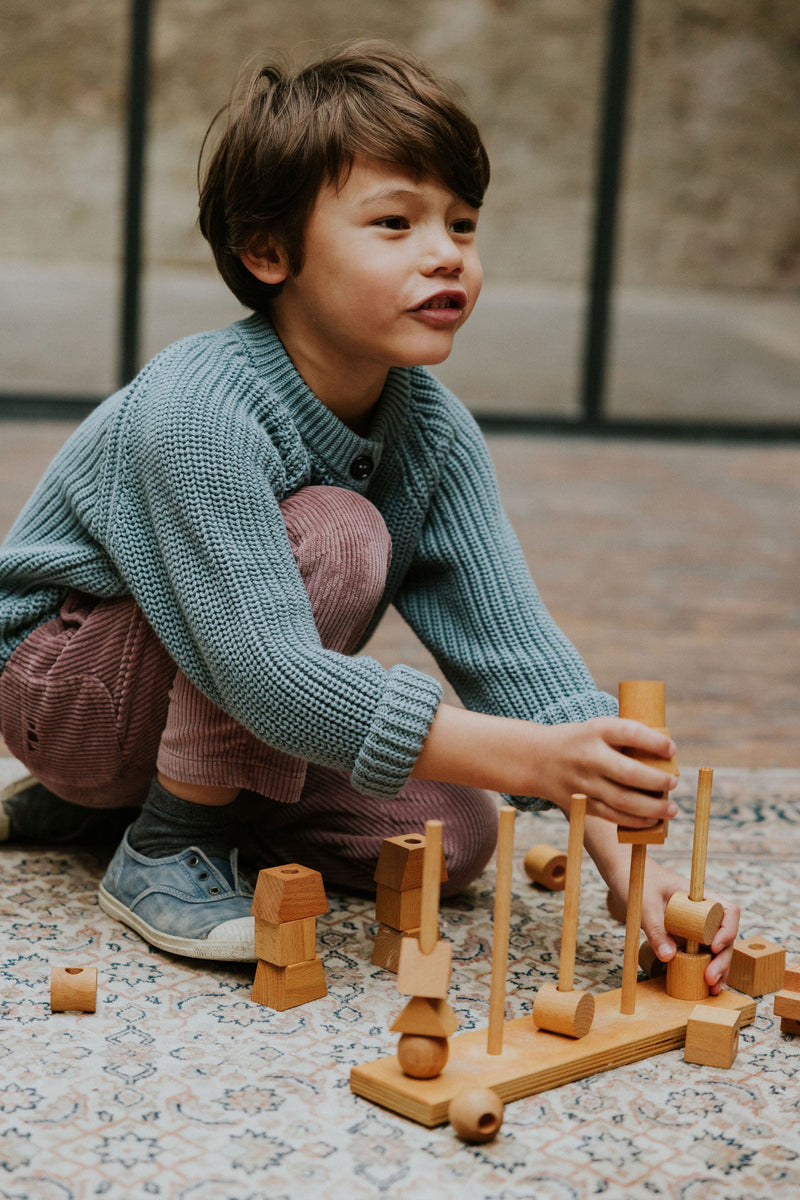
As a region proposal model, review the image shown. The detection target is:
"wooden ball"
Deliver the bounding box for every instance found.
[448,1088,504,1143]
[396,1034,449,1079]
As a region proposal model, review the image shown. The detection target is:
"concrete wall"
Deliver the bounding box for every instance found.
[3,0,799,292]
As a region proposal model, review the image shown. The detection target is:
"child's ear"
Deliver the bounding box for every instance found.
[240,243,290,285]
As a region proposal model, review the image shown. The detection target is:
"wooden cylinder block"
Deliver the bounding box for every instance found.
[665,949,712,1001]
[396,1034,449,1079]
[524,844,567,891]
[618,680,665,726]
[50,966,97,1013]
[638,941,668,979]
[448,1088,504,1143]
[532,981,595,1039]
[664,891,724,945]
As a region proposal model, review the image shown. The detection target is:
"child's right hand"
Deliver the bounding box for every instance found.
[529,717,679,827]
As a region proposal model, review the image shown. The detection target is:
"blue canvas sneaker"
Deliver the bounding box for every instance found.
[98,828,256,961]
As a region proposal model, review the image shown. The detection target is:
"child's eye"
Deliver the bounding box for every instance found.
[450,218,477,235]
[375,216,410,230]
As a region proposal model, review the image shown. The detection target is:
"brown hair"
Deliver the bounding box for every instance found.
[198,41,490,314]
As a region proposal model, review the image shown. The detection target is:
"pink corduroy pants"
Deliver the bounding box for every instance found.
[0,486,498,893]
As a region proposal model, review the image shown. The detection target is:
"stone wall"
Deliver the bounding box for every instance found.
[3,0,799,290]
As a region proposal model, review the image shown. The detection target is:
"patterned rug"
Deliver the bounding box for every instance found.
[1,762,799,1200]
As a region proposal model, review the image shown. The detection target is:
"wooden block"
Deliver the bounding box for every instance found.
[617,821,668,845]
[773,989,800,1021]
[523,844,567,890]
[250,956,326,1011]
[727,937,785,996]
[664,891,725,945]
[373,833,447,890]
[666,949,712,1001]
[532,982,595,1039]
[351,980,756,1127]
[375,884,422,931]
[684,1003,740,1068]
[638,941,668,979]
[372,924,422,972]
[396,938,452,998]
[780,1016,800,1035]
[448,1088,504,1143]
[391,995,459,1038]
[783,963,800,992]
[50,966,97,1013]
[251,864,328,923]
[254,916,316,966]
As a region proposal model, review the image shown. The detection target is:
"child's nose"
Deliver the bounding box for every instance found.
[422,228,464,274]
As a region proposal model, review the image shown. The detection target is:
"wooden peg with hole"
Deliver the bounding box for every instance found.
[523,844,567,891]
[50,966,97,1013]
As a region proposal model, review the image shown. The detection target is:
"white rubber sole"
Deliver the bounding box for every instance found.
[97,885,257,962]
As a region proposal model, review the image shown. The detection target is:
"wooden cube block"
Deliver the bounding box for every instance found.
[783,963,800,992]
[371,924,424,973]
[727,937,785,996]
[397,938,452,998]
[375,884,422,931]
[251,864,328,924]
[254,916,317,966]
[251,956,326,1011]
[373,833,447,890]
[780,1016,800,1035]
[773,989,800,1021]
[390,995,459,1038]
[684,1004,740,1069]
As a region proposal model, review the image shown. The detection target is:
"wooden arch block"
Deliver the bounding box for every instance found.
[251,864,328,924]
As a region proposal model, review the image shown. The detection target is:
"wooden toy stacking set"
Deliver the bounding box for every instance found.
[350,682,757,1132]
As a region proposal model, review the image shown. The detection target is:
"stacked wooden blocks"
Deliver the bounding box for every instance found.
[250,864,328,1011]
[372,832,447,972]
[774,962,800,1034]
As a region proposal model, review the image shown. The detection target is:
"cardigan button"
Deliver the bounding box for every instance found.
[349,454,374,480]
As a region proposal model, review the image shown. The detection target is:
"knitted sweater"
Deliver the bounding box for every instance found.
[0,314,616,807]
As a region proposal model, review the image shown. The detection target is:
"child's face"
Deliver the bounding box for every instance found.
[250,156,483,408]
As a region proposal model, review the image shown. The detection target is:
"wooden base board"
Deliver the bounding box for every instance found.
[350,979,756,1127]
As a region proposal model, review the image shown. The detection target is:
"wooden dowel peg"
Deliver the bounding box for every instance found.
[686,766,713,954]
[620,843,647,1014]
[419,820,443,956]
[487,807,515,1056]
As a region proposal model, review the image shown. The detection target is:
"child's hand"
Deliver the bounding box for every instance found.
[609,859,741,994]
[533,717,679,827]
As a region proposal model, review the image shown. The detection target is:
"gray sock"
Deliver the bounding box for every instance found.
[126,777,233,860]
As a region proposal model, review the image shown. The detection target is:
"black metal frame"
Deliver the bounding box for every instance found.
[1,0,797,440]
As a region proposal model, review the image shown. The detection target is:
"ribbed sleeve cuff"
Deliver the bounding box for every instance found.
[350,664,443,800]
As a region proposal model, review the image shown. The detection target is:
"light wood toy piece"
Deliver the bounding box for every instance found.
[524,844,567,891]
[638,941,668,979]
[372,832,447,972]
[777,965,800,1030]
[533,794,595,1038]
[684,1003,740,1068]
[50,966,97,1013]
[448,1088,504,1143]
[666,767,717,1001]
[487,807,516,1055]
[250,864,328,1011]
[727,936,785,996]
[617,682,679,1016]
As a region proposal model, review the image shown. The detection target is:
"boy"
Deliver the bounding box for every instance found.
[0,42,737,978]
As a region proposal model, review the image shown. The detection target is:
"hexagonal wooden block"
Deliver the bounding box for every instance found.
[727,937,785,996]
[684,1004,741,1069]
[251,956,327,1011]
[373,833,448,890]
[251,864,328,924]
[773,990,800,1021]
[254,916,317,966]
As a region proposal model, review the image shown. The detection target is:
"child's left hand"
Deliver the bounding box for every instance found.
[610,858,741,994]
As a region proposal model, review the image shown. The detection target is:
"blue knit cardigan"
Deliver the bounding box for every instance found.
[0,315,615,807]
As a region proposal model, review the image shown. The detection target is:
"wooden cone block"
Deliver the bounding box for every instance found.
[532,982,595,1039]
[684,1004,740,1068]
[251,956,327,1011]
[664,891,725,945]
[50,966,97,1013]
[727,937,785,996]
[254,916,317,966]
[391,995,459,1038]
[666,949,712,1001]
[251,864,328,923]
[523,844,567,890]
[396,938,452,999]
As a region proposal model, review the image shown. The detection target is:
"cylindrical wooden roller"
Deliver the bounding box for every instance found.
[619,680,665,726]
[532,981,595,1038]
[524,844,567,891]
[638,941,668,979]
[664,891,724,945]
[50,966,98,1013]
[666,949,712,1001]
